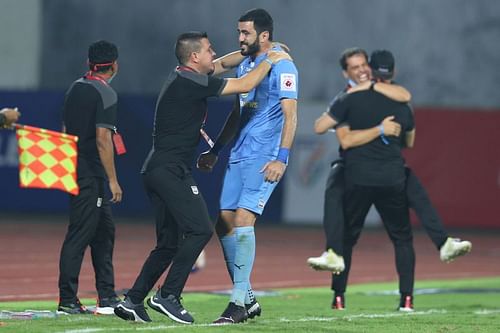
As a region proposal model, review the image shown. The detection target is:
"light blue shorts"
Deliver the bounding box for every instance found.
[219,158,279,215]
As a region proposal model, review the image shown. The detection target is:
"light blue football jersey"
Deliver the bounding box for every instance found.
[229,47,298,163]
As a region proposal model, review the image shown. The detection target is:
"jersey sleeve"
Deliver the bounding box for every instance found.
[327,94,349,128]
[207,75,227,97]
[95,89,117,130]
[274,60,298,100]
[405,104,415,131]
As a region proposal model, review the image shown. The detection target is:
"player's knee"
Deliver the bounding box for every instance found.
[234,215,254,227]
[234,208,256,227]
[216,212,234,236]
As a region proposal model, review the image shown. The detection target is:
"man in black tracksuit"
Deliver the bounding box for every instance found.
[113,31,290,324]
[59,40,122,315]
[329,50,416,311]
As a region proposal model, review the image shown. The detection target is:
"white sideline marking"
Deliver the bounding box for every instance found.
[280,309,447,322]
[58,310,448,332]
[59,323,221,332]
[474,309,500,315]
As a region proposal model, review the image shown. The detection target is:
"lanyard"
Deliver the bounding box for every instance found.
[84,72,109,86]
[176,65,197,73]
[199,108,214,148]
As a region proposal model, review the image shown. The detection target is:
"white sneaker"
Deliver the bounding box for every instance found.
[307,249,345,274]
[440,237,472,263]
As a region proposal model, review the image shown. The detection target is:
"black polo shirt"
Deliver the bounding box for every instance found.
[63,77,117,179]
[329,90,414,186]
[141,68,227,173]
[327,88,349,159]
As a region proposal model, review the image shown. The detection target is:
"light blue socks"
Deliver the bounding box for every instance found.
[228,226,255,306]
[220,234,255,305]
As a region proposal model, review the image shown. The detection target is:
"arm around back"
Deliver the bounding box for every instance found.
[220,51,291,95]
[314,112,337,134]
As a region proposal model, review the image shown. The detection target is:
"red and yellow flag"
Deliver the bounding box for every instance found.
[16,124,79,195]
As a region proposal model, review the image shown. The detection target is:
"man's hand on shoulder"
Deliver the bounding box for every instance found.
[267,50,292,64]
[272,41,291,54]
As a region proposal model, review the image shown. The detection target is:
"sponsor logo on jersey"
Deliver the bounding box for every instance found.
[280,73,297,92]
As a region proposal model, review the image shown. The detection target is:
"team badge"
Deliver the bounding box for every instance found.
[258,199,265,209]
[191,186,199,195]
[280,73,297,92]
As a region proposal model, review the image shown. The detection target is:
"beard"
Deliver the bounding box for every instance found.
[240,39,260,56]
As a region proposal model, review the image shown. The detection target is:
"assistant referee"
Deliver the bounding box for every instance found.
[59,40,122,315]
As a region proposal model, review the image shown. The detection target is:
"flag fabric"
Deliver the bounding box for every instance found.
[16,124,79,195]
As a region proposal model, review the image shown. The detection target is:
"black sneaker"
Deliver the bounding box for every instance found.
[245,300,262,319]
[147,291,194,324]
[57,299,93,315]
[332,294,345,310]
[114,297,152,323]
[96,296,121,315]
[213,302,248,324]
[398,295,414,312]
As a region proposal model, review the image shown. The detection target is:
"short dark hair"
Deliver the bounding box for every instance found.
[239,8,273,41]
[339,47,368,71]
[88,40,118,73]
[175,31,208,65]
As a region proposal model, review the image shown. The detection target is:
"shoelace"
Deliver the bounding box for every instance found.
[169,296,185,311]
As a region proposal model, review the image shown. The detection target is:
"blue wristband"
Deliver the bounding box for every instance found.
[211,141,224,155]
[264,58,273,66]
[378,125,389,145]
[277,147,290,163]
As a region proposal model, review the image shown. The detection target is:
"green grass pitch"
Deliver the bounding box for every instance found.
[0,277,499,332]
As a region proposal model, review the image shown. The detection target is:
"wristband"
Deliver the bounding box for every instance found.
[370,81,376,91]
[378,124,389,145]
[264,58,273,66]
[276,147,290,163]
[211,141,224,155]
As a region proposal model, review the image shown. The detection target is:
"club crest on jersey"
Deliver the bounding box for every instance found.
[191,186,199,195]
[280,73,297,92]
